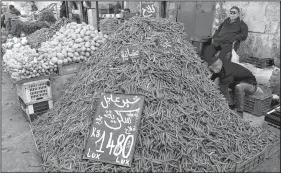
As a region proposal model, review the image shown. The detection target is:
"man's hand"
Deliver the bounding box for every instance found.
[214,77,220,86]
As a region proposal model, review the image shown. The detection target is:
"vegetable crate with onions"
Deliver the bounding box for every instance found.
[244,93,272,116]
[16,79,52,104]
[18,96,53,122]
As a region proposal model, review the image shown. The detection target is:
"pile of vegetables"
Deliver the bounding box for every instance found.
[38,10,57,24]
[10,19,50,37]
[3,44,58,81]
[26,28,53,49]
[2,36,28,54]
[37,22,107,66]
[99,18,122,35]
[27,18,72,49]
[50,17,73,32]
[31,17,279,172]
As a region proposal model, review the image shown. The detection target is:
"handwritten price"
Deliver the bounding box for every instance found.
[94,131,134,158]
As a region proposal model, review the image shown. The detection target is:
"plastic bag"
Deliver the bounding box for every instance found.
[231,49,240,63]
[231,41,240,64]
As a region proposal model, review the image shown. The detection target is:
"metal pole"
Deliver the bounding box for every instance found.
[96,1,100,32]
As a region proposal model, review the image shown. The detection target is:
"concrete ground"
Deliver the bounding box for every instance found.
[1,71,280,172]
[2,72,43,172]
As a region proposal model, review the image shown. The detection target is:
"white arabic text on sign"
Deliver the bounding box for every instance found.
[83,93,144,167]
[120,47,140,62]
[142,3,156,18]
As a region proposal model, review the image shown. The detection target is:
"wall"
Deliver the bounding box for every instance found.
[165,1,177,21]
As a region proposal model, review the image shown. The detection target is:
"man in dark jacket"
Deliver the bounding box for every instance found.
[206,56,257,118]
[204,6,248,64]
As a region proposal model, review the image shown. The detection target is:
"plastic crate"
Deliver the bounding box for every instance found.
[265,107,280,128]
[244,93,272,116]
[16,79,52,104]
[58,63,82,75]
[242,57,274,69]
[19,97,53,122]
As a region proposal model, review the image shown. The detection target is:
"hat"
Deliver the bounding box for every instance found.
[230,6,240,13]
[205,56,218,66]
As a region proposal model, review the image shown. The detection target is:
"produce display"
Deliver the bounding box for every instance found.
[99,18,122,35]
[27,18,72,49]
[3,44,57,80]
[31,17,279,172]
[2,36,28,54]
[10,19,50,37]
[38,10,57,24]
[37,22,108,66]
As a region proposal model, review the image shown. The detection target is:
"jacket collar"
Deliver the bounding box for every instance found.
[227,17,241,23]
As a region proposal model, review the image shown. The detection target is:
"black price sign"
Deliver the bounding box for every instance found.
[120,46,140,63]
[141,2,157,18]
[83,93,145,167]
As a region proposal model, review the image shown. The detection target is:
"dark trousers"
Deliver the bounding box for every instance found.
[219,83,257,112]
[204,44,233,64]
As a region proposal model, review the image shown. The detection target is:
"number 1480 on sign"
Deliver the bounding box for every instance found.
[95,131,134,158]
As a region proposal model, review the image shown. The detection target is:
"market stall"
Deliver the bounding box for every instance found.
[1,1,279,172]
[27,16,279,172]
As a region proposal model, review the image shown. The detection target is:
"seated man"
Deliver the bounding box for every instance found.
[206,56,257,118]
[204,6,248,64]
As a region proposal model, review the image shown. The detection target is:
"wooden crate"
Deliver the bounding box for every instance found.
[50,73,77,103]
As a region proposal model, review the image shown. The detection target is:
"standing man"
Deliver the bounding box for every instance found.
[206,56,258,118]
[204,6,248,64]
[3,5,21,31]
